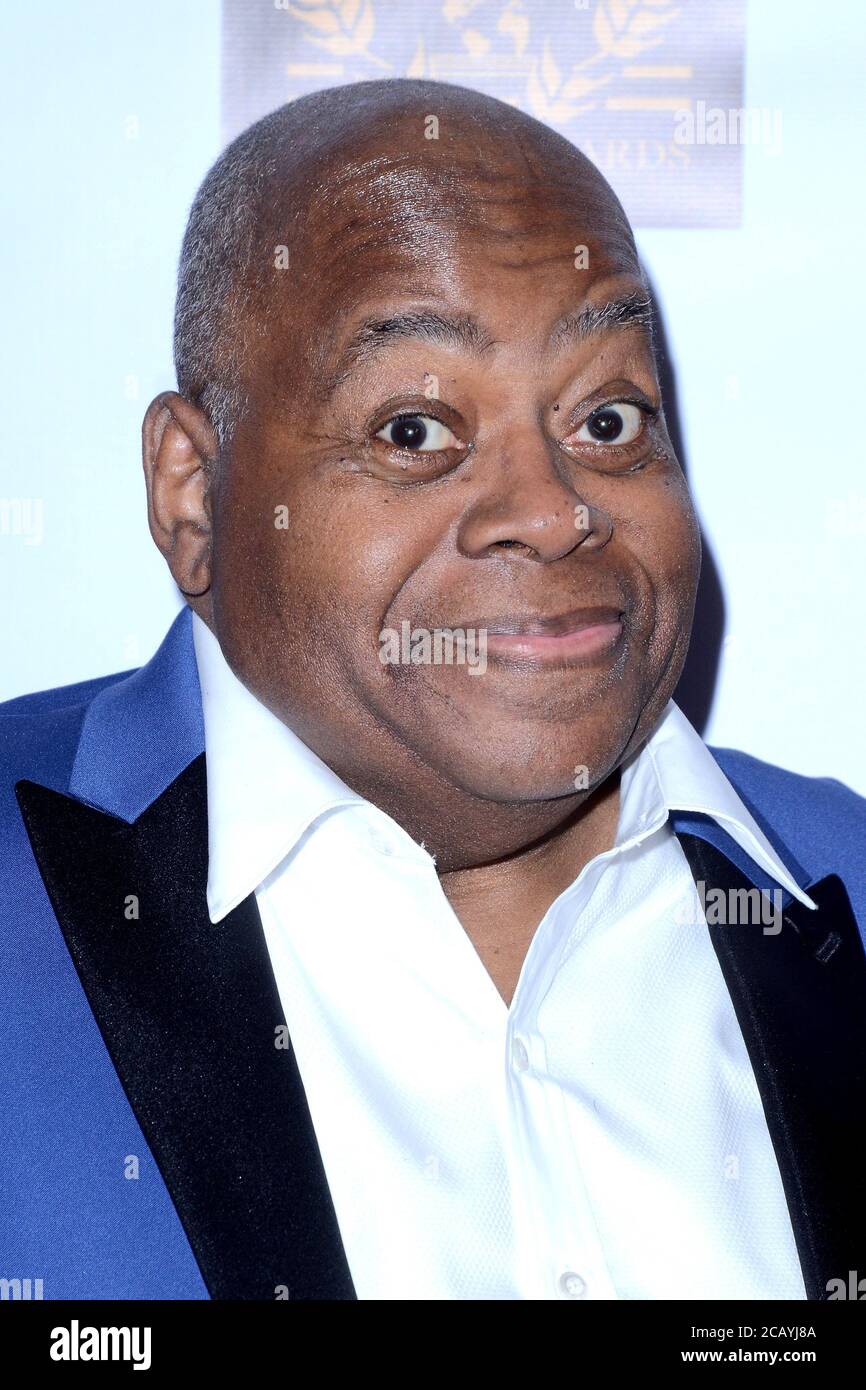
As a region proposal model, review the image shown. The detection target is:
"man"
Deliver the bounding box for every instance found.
[2,78,864,1302]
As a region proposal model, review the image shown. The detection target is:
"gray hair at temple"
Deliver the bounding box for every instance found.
[172,109,281,450]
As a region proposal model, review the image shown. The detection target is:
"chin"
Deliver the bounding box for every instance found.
[370,668,650,800]
[414,721,628,805]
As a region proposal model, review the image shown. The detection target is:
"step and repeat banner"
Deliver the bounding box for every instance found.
[222,0,747,227]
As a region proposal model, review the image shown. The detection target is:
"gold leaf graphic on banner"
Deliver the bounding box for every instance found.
[406,35,426,77]
[497,4,530,57]
[284,0,390,68]
[523,0,679,122]
[442,0,486,21]
[462,27,492,58]
[593,1,680,60]
[527,36,612,122]
[224,0,744,228]
[608,0,633,27]
[464,27,492,56]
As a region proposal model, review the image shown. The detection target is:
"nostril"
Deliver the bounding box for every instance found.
[493,539,537,557]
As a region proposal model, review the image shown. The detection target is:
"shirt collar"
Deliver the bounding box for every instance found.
[193,613,816,921]
[193,613,368,922]
[620,700,816,909]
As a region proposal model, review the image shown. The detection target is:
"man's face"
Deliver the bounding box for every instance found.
[205,127,701,807]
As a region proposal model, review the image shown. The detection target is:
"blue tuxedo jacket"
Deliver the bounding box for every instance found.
[2,607,865,1300]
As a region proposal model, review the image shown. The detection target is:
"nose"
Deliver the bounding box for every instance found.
[456,423,613,562]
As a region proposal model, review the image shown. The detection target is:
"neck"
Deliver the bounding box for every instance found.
[435,769,622,1006]
[438,768,621,913]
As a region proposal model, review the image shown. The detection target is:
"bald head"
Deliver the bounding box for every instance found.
[173,78,641,447]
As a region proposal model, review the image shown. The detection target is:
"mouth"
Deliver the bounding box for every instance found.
[472,605,625,668]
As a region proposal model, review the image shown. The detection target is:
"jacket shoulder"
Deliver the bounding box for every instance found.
[709,744,866,891]
[0,667,138,801]
[0,668,135,720]
[710,744,866,819]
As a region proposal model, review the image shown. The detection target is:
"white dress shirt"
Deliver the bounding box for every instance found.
[192,613,815,1301]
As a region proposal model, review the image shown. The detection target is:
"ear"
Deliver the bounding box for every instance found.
[142,393,218,616]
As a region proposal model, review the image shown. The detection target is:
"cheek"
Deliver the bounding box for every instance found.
[222,473,446,681]
[631,471,700,595]
[648,491,702,671]
[610,475,700,668]
[662,478,702,595]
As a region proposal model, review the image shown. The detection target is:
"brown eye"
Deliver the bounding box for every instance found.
[577,402,644,445]
[376,414,461,452]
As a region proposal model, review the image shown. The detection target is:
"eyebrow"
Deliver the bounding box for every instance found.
[548,287,654,350]
[320,310,494,397]
[320,289,654,398]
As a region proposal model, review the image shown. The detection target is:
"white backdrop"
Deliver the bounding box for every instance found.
[1,0,863,792]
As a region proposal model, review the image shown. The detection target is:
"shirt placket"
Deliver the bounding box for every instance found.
[502,858,623,1301]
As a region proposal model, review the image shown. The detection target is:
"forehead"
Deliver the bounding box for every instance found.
[311,226,632,380]
[255,121,642,394]
[298,138,635,287]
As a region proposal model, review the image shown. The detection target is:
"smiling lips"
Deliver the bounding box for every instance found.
[477,605,625,666]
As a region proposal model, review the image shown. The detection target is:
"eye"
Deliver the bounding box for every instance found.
[376,413,461,452]
[575,401,645,446]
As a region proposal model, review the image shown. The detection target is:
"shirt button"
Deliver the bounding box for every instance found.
[558,1271,587,1299]
[511,1038,530,1072]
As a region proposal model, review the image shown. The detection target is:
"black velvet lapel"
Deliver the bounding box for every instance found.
[16,755,357,1301]
[677,831,866,1301]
